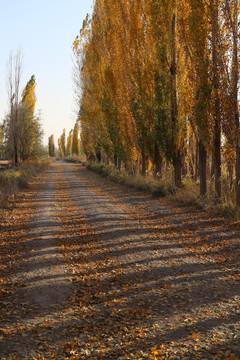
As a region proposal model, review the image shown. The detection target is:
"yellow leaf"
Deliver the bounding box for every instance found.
[191,332,199,340]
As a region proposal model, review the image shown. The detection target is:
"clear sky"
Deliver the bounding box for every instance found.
[0,0,93,145]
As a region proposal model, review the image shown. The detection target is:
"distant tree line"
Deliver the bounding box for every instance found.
[48,121,81,158]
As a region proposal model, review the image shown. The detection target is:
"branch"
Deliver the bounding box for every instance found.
[224,0,234,33]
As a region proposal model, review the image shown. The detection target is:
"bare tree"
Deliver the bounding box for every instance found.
[6,50,23,164]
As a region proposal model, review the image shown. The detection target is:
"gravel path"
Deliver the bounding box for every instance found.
[0,162,239,359]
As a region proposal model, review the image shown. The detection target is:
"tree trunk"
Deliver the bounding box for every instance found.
[210,0,221,199]
[173,150,182,187]
[199,140,207,196]
[236,139,240,206]
[118,158,122,171]
[170,5,182,187]
[13,111,18,164]
[189,158,194,179]
[96,147,101,163]
[182,148,188,177]
[141,149,146,176]
[14,140,18,164]
[210,151,215,181]
[114,154,118,168]
[231,0,240,206]
[228,164,233,192]
[214,118,221,199]
[154,144,162,178]
[195,139,199,182]
[88,154,96,162]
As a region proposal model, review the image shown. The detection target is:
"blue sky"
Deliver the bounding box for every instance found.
[0,0,93,145]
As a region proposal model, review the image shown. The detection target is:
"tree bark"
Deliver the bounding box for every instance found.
[12,106,18,164]
[236,140,240,206]
[96,146,101,163]
[210,151,215,181]
[173,149,182,187]
[230,0,240,206]
[214,115,221,199]
[118,158,122,171]
[210,0,221,199]
[154,144,162,178]
[195,139,199,182]
[199,140,207,196]
[114,154,118,168]
[141,149,146,176]
[182,148,188,177]
[228,163,233,192]
[14,141,18,164]
[170,5,182,187]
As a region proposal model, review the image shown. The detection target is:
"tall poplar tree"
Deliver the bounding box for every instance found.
[224,0,240,206]
[48,135,55,157]
[18,75,41,160]
[210,0,222,199]
[188,0,211,196]
[72,120,80,155]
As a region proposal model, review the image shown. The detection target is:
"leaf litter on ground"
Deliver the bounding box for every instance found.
[0,162,239,359]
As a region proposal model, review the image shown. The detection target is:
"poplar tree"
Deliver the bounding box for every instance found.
[66,130,73,156]
[48,135,55,157]
[72,121,80,155]
[18,75,42,160]
[58,129,66,157]
[188,0,211,196]
[224,0,240,206]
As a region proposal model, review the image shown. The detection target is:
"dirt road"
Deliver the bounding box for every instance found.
[0,162,239,359]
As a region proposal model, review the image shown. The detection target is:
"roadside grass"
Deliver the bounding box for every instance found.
[86,161,240,225]
[64,155,85,164]
[87,161,177,197]
[168,176,240,223]
[0,160,50,212]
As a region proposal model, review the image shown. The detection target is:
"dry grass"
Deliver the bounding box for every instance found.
[87,162,177,197]
[0,160,50,211]
[64,155,85,164]
[87,162,240,225]
[168,176,240,224]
